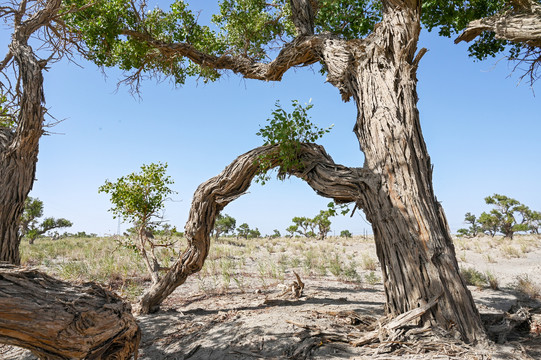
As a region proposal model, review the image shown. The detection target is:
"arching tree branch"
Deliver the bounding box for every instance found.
[135,143,378,313]
[121,30,326,81]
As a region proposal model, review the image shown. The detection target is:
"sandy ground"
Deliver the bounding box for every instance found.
[2,235,541,359]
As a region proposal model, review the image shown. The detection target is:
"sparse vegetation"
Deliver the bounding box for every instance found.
[460,267,487,289]
[514,274,540,299]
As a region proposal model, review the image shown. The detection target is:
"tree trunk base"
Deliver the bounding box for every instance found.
[0,263,140,359]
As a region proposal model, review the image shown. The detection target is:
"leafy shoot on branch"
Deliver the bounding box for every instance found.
[255,99,333,184]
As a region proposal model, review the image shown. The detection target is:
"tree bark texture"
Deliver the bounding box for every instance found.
[0,263,140,359]
[344,3,485,342]
[135,144,377,313]
[0,0,63,264]
[128,0,487,343]
[456,0,541,47]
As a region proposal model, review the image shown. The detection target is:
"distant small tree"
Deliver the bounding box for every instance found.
[291,216,315,238]
[248,228,261,239]
[527,210,541,234]
[313,211,332,240]
[99,162,176,284]
[212,213,236,239]
[285,225,298,238]
[19,197,72,244]
[457,212,481,238]
[340,230,352,238]
[271,229,281,239]
[478,211,500,237]
[236,223,251,240]
[484,194,530,239]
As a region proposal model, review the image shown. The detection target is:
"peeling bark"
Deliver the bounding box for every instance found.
[135,144,376,313]
[0,263,140,359]
[456,0,541,47]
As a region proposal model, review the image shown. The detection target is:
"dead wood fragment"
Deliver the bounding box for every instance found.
[279,271,305,298]
[0,263,140,359]
[350,292,441,346]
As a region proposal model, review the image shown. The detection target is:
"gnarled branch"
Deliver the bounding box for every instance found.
[135,143,377,313]
[455,0,541,47]
[122,29,326,81]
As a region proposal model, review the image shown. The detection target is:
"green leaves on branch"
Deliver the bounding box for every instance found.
[314,0,381,40]
[255,100,333,184]
[421,0,523,61]
[98,162,175,229]
[64,0,225,85]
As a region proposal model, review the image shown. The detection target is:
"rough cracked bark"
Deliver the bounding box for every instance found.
[0,263,140,359]
[125,0,486,342]
[136,143,377,313]
[0,0,63,264]
[456,0,541,47]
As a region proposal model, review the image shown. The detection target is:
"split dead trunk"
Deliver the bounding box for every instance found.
[0,263,140,359]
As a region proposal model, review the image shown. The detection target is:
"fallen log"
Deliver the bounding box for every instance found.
[0,263,140,359]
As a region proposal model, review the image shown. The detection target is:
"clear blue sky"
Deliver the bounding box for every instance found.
[4,2,540,236]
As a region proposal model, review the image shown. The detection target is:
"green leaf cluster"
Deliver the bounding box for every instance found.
[64,0,226,84]
[421,0,530,61]
[98,162,176,230]
[255,100,333,184]
[0,94,15,129]
[314,0,381,40]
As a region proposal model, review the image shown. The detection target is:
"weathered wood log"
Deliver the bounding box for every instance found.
[0,263,140,359]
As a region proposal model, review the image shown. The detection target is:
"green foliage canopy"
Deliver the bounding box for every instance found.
[62,0,384,86]
[98,162,176,231]
[422,1,540,63]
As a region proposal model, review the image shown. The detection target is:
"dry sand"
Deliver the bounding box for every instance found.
[2,234,540,359]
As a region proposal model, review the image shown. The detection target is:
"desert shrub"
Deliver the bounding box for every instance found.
[500,244,522,259]
[365,271,380,285]
[460,267,487,288]
[360,253,377,271]
[514,274,540,299]
[485,271,499,290]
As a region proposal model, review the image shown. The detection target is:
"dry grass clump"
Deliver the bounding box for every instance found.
[514,274,540,299]
[20,236,155,300]
[500,244,523,259]
[360,253,378,271]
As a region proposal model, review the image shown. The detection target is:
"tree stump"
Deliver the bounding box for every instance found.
[0,263,140,359]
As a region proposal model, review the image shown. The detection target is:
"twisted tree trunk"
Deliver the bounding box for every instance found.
[0,39,44,264]
[0,0,63,264]
[0,263,140,359]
